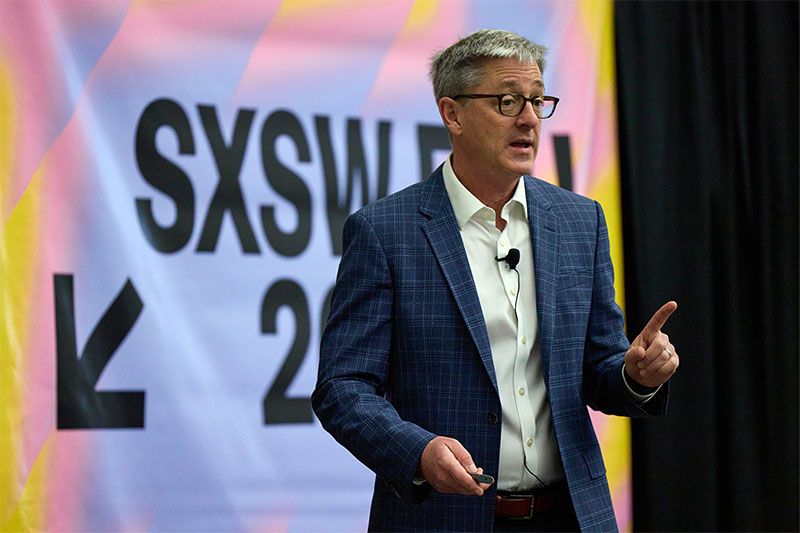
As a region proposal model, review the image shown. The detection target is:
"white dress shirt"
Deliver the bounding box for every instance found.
[442,157,565,491]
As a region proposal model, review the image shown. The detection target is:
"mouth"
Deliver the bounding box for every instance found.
[509,140,534,151]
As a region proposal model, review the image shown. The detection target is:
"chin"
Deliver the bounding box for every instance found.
[501,154,535,178]
[505,161,534,177]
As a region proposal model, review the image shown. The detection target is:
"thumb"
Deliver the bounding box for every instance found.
[444,438,477,474]
[625,344,646,364]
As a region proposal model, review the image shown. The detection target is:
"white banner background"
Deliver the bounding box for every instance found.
[1,1,628,531]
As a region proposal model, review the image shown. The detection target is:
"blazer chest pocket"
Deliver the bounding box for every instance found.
[558,267,593,291]
[582,447,607,480]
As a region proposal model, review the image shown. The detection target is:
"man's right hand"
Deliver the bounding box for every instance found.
[418,436,492,496]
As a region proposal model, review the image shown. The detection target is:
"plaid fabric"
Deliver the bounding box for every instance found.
[313,166,668,532]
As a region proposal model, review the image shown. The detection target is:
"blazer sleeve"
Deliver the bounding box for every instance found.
[312,211,436,504]
[582,201,669,417]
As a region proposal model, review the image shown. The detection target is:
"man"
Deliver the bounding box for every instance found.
[312,29,678,532]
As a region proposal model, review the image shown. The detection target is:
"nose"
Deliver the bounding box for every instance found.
[515,99,540,128]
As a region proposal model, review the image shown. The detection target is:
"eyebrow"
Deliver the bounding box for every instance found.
[497,79,545,93]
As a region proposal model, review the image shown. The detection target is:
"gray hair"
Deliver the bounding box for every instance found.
[429,29,548,102]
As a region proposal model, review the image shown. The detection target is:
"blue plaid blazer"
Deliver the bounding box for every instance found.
[313,166,668,532]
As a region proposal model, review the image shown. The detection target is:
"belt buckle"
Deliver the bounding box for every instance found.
[507,494,535,520]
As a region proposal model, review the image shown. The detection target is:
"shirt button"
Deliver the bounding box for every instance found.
[510,288,517,296]
[521,336,527,344]
[500,240,506,247]
[527,438,533,447]
[519,387,525,396]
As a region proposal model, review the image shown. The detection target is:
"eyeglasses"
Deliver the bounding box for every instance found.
[453,94,560,119]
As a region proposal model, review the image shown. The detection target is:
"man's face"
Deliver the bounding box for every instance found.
[453,58,544,183]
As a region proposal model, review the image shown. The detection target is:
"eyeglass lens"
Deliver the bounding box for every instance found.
[500,95,555,118]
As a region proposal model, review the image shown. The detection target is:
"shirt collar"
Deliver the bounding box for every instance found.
[442,154,529,230]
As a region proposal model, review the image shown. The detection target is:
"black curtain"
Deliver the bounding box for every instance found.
[615,1,799,531]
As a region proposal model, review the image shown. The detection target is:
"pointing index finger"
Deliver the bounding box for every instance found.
[642,301,677,341]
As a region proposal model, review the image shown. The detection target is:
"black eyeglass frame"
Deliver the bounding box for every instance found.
[452,94,560,119]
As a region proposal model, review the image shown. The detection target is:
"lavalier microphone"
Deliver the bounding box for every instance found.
[495,248,520,270]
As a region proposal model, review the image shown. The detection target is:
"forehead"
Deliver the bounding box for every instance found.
[476,57,544,92]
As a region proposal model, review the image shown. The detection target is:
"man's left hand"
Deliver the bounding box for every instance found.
[624,301,679,389]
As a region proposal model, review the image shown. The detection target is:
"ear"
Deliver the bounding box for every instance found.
[438,97,463,137]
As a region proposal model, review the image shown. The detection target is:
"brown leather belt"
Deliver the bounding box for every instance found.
[494,485,570,519]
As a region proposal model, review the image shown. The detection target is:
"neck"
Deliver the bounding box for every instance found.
[450,155,520,215]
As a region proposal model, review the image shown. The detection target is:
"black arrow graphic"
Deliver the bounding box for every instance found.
[553,134,574,192]
[55,274,145,429]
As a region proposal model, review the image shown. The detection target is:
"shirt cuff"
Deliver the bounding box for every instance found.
[622,365,661,404]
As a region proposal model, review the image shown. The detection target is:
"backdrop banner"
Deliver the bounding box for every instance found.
[1,1,629,531]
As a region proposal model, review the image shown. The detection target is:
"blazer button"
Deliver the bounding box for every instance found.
[487,412,499,424]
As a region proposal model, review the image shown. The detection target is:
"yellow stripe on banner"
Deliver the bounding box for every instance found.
[405,0,437,31]
[1,160,45,531]
[584,0,625,306]
[274,0,342,17]
[2,435,52,533]
[579,1,632,531]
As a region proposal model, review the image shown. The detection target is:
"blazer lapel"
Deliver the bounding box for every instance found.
[420,168,498,393]
[525,177,560,386]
